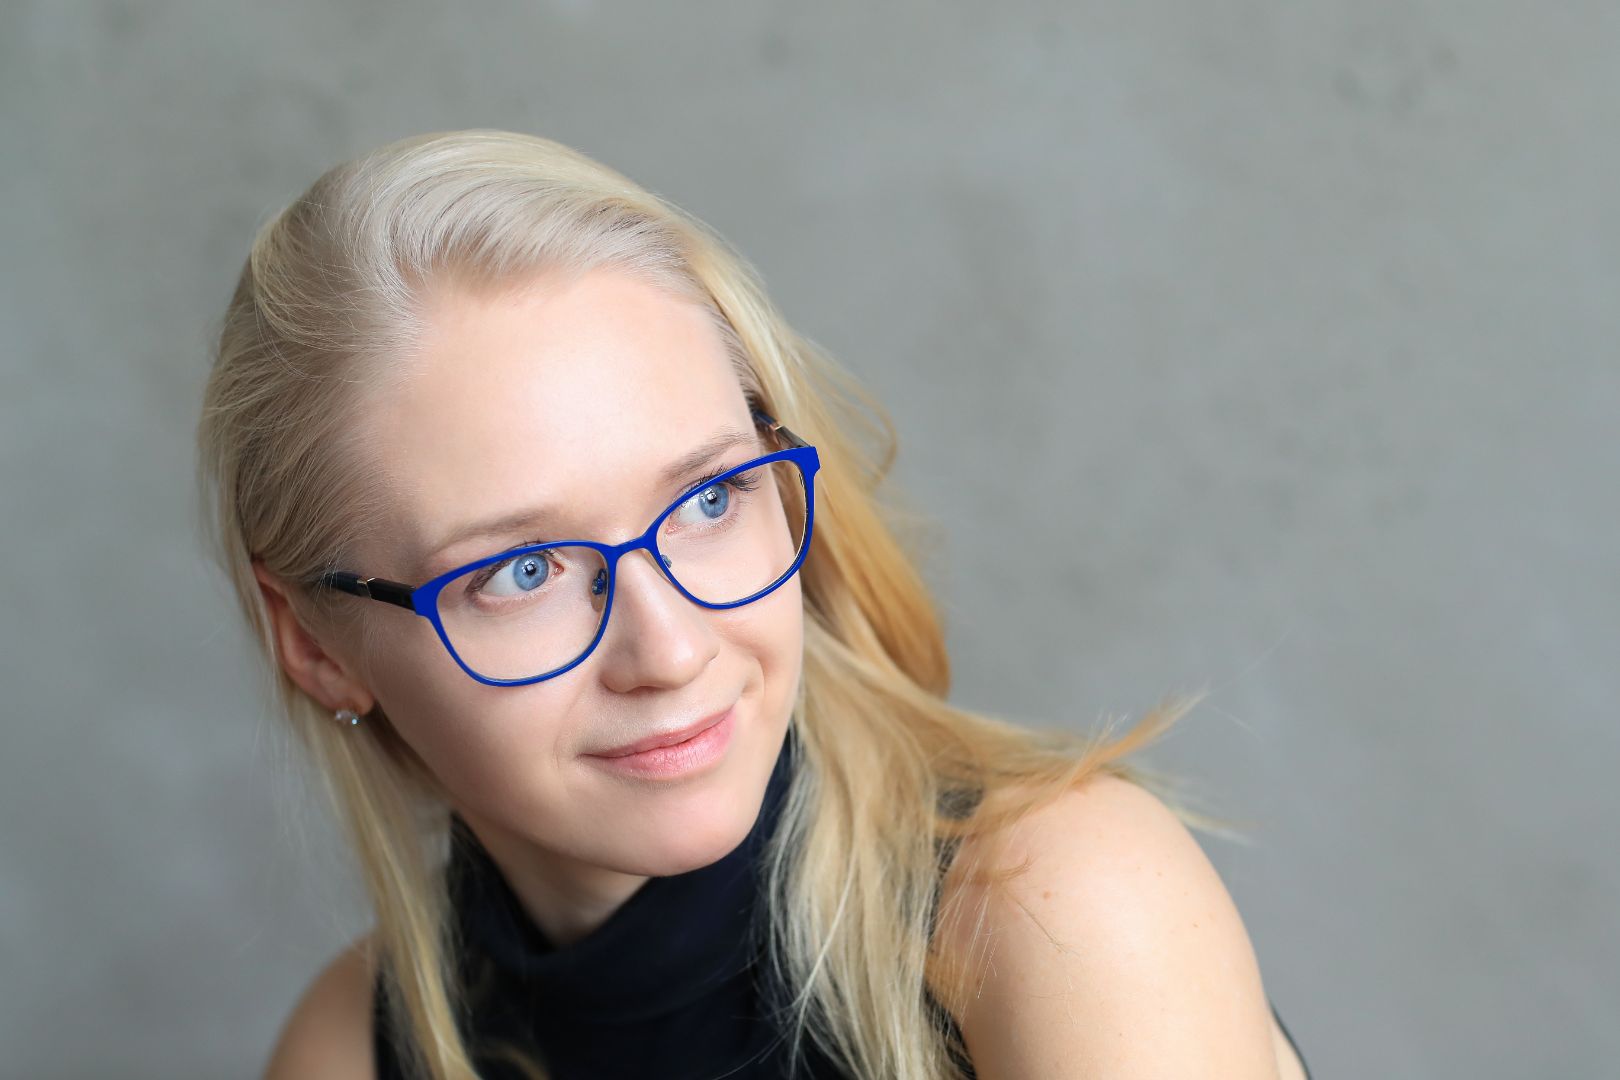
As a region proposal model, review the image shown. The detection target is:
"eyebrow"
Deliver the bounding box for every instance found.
[418,426,759,574]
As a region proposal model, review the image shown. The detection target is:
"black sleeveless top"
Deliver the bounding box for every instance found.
[370,735,1310,1079]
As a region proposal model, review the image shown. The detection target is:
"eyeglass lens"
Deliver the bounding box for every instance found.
[432,457,809,681]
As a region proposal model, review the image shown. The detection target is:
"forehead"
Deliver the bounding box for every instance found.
[365,267,750,570]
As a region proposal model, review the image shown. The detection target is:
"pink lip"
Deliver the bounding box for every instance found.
[584,707,735,781]
[589,705,734,759]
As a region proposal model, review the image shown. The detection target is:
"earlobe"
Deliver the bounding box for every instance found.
[251,559,376,718]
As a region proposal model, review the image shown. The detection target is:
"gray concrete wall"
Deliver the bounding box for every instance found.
[3,2,1614,1076]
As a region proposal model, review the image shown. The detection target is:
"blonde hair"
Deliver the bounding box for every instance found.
[197,129,1217,1079]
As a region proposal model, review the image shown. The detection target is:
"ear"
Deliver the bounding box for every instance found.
[252,560,377,718]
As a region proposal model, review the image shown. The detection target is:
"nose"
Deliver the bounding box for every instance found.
[594,546,719,692]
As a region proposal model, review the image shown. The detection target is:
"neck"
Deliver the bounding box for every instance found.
[453,809,650,948]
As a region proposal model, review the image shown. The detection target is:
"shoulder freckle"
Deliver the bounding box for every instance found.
[974,773,1169,877]
[1015,773,1208,906]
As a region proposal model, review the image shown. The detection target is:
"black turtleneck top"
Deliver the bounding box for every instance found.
[368,734,1310,1079]
[371,734,869,1078]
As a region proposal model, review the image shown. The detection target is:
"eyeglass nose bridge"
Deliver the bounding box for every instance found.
[594,512,683,594]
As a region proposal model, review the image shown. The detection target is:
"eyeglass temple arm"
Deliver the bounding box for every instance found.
[314,571,418,611]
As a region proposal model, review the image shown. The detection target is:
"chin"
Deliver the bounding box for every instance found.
[632,789,761,877]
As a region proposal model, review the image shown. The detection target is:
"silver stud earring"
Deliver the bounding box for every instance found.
[335,707,361,726]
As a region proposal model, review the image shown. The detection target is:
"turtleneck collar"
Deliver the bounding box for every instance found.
[446,730,799,1024]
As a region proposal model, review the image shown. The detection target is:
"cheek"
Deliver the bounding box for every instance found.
[732,565,800,633]
[362,624,574,796]
[776,583,805,677]
[736,576,805,702]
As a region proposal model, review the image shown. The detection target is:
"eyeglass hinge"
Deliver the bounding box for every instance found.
[319,571,373,599]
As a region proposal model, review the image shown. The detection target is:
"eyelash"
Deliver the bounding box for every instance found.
[683,466,730,498]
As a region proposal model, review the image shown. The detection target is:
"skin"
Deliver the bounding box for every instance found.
[254,266,805,948]
[941,777,1310,1079]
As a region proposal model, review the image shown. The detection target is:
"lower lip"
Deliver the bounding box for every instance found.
[586,708,734,780]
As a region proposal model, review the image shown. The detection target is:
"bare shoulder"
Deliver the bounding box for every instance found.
[262,930,378,1080]
[935,773,1288,1079]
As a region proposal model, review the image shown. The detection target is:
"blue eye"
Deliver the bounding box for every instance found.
[690,484,729,520]
[670,469,760,530]
[483,552,551,597]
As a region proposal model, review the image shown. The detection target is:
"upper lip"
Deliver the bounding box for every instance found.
[589,704,733,758]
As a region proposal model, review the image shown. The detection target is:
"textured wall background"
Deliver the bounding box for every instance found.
[3,2,1615,1077]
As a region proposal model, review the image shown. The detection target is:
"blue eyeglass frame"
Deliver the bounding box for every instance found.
[310,409,820,687]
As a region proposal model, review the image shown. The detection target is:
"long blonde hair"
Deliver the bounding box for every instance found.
[197,129,1216,1079]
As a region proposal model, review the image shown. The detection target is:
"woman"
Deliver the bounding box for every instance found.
[197,129,1311,1079]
